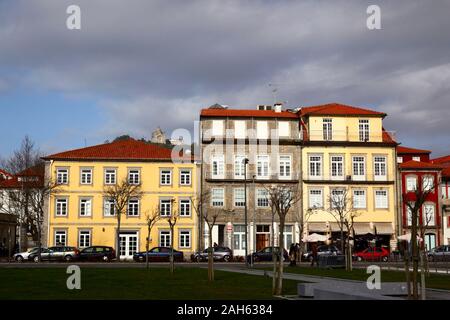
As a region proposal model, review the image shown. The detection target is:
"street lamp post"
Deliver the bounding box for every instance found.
[243,158,249,267]
[251,175,256,267]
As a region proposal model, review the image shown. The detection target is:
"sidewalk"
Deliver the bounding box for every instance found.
[216,267,450,300]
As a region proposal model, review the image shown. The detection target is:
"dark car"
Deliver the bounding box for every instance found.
[303,245,342,262]
[29,246,80,262]
[78,246,116,262]
[133,247,184,262]
[247,246,289,263]
[427,245,450,262]
[191,246,233,262]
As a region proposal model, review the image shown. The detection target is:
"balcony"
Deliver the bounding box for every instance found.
[301,130,396,143]
[303,173,394,184]
[205,171,300,183]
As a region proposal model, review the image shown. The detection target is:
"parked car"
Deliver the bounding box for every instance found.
[78,246,116,262]
[302,245,342,262]
[133,247,184,262]
[13,247,40,262]
[29,246,80,262]
[191,246,233,262]
[427,245,450,262]
[353,247,389,262]
[247,246,289,263]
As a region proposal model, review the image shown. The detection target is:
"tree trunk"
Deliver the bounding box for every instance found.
[275,218,285,296]
[116,216,121,263]
[208,226,214,282]
[37,221,42,263]
[146,225,150,270]
[170,226,175,274]
[420,248,426,300]
[411,215,419,300]
[271,214,276,295]
[404,247,411,298]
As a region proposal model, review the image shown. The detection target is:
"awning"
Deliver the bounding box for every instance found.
[307,222,327,232]
[352,223,372,235]
[373,223,394,235]
[328,222,340,232]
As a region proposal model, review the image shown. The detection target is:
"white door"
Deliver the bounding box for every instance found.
[119,232,138,260]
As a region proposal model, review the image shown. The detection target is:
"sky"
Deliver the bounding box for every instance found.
[0,0,449,159]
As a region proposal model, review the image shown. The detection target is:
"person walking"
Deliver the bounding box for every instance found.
[289,243,297,266]
[311,242,318,267]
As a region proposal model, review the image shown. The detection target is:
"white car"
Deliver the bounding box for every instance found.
[13,247,40,262]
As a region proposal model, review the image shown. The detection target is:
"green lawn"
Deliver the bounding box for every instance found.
[264,266,450,291]
[0,267,298,300]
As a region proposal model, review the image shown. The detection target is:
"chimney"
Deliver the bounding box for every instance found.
[274,102,283,113]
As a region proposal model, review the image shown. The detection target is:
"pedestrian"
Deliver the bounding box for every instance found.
[311,242,318,267]
[289,243,296,266]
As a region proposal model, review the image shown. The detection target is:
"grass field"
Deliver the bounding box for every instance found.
[267,266,450,291]
[0,267,299,300]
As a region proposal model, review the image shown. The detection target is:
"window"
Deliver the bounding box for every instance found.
[57,169,69,184]
[160,199,172,216]
[211,155,224,179]
[330,155,344,179]
[179,230,191,248]
[406,205,413,226]
[374,156,387,181]
[56,198,68,216]
[180,170,191,185]
[279,155,292,179]
[211,188,224,207]
[233,225,246,250]
[55,230,67,246]
[330,189,345,209]
[234,188,245,207]
[406,176,417,191]
[104,169,116,185]
[375,190,388,209]
[423,175,434,192]
[212,120,224,136]
[104,198,116,216]
[359,119,370,142]
[80,168,92,184]
[309,155,322,179]
[257,155,270,179]
[79,198,92,217]
[323,118,332,141]
[284,225,293,249]
[234,155,246,179]
[278,121,290,137]
[79,230,91,248]
[309,189,323,209]
[159,231,171,247]
[352,156,365,181]
[179,199,191,216]
[256,188,269,207]
[423,204,436,226]
[397,156,403,164]
[127,199,140,216]
[160,170,172,185]
[234,120,246,139]
[256,121,268,139]
[128,169,140,185]
[353,190,366,209]
[412,156,421,162]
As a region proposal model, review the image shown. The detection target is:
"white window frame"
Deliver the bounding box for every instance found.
[128,169,140,185]
[256,121,268,139]
[159,230,171,247]
[234,155,246,179]
[127,199,140,216]
[330,189,345,209]
[104,198,116,216]
[55,198,68,216]
[330,155,344,180]
[422,175,434,192]
[179,199,191,217]
[375,190,388,209]
[353,189,366,209]
[279,155,292,180]
[179,169,191,186]
[80,168,93,185]
[359,119,370,142]
[56,168,69,185]
[374,156,387,181]
[160,199,172,216]
[234,120,246,139]
[256,188,269,208]
[55,230,67,246]
[160,169,172,185]
[233,188,245,207]
[78,230,91,248]
[406,205,413,226]
[397,156,403,164]
[423,203,436,226]
[104,168,117,185]
[352,156,366,181]
[211,188,225,207]
[323,118,332,141]
[211,155,225,179]
[412,156,421,162]
[179,230,191,248]
[256,155,270,179]
[308,189,323,209]
[309,154,322,180]
[406,175,417,191]
[79,198,92,217]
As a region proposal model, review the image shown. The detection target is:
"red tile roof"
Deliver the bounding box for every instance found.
[0,169,12,178]
[382,129,396,144]
[300,103,386,117]
[42,138,187,161]
[432,155,450,164]
[399,160,442,170]
[200,108,299,119]
[442,167,450,178]
[0,165,45,189]
[432,155,450,178]
[397,146,431,154]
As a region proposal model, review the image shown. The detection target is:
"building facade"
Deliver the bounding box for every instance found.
[200,103,302,256]
[299,104,398,251]
[397,146,443,250]
[431,155,450,245]
[43,139,198,260]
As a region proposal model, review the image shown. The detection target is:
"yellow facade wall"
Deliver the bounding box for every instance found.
[46,160,198,258]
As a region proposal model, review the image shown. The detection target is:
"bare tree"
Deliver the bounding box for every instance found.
[104,179,143,262]
[266,184,300,296]
[298,208,316,262]
[190,191,210,253]
[403,177,435,300]
[165,199,179,275]
[1,135,42,174]
[325,188,362,271]
[145,207,161,269]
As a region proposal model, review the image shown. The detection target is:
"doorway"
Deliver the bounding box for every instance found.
[119,231,138,260]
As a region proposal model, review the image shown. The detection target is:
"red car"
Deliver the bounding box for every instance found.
[353,247,389,262]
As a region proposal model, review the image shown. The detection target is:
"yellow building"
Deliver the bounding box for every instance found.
[42,139,198,260]
[299,103,399,250]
